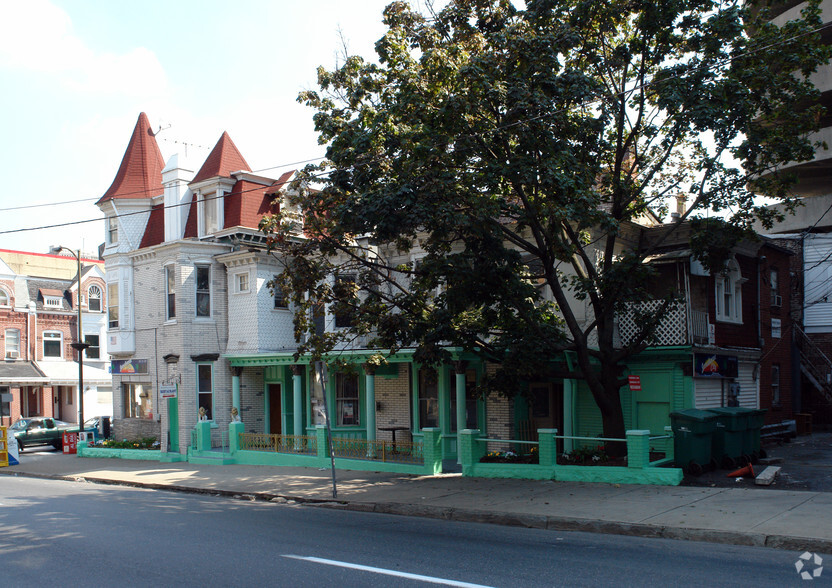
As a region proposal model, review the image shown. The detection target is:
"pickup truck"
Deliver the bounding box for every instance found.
[9,417,75,451]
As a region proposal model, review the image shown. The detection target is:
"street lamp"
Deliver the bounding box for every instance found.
[54,246,90,435]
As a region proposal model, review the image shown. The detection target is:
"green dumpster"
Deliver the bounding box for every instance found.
[670,409,718,475]
[709,407,749,468]
[742,408,767,460]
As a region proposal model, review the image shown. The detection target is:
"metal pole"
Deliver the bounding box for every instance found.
[77,250,84,433]
[62,247,90,440]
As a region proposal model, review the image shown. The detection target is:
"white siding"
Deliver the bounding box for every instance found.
[804,234,832,332]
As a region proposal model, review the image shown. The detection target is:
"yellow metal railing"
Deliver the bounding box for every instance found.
[239,433,317,455]
[331,437,424,465]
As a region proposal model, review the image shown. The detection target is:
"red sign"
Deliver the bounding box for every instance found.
[628,375,641,391]
[62,432,78,454]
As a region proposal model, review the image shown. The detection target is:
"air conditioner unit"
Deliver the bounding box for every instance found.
[5,351,18,359]
[772,295,782,308]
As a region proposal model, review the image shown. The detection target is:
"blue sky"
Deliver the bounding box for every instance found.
[0,0,402,255]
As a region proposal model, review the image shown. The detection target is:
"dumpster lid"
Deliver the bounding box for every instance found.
[709,407,752,415]
[670,409,716,422]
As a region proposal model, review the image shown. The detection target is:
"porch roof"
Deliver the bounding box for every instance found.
[0,361,47,384]
[224,347,479,368]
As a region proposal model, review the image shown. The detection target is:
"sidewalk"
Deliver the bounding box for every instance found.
[2,453,832,554]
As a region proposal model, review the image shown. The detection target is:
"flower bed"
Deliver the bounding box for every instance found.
[92,437,159,450]
[480,447,539,464]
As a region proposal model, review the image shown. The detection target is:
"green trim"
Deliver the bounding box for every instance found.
[78,445,164,461]
[225,347,483,368]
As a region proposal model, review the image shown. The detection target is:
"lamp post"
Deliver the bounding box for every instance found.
[56,247,90,434]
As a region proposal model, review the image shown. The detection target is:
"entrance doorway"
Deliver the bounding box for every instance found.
[268,384,282,434]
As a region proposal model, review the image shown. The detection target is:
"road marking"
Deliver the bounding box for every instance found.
[282,555,494,587]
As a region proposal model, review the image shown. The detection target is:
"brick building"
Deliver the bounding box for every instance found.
[0,249,111,427]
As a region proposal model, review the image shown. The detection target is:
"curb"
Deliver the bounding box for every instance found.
[4,469,832,554]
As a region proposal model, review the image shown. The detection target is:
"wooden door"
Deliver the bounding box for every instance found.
[269,384,282,435]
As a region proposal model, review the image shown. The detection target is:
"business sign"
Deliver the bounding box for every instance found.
[694,354,738,378]
[160,385,177,399]
[628,375,641,391]
[111,359,149,374]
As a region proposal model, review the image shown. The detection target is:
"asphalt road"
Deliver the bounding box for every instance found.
[0,476,826,587]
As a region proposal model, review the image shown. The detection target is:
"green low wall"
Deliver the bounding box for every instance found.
[459,429,684,486]
[78,444,164,461]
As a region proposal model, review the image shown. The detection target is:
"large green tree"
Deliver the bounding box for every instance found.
[262,0,828,451]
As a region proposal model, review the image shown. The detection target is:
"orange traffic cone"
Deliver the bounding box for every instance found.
[726,463,755,478]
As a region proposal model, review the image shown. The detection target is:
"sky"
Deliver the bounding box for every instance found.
[0,0,408,257]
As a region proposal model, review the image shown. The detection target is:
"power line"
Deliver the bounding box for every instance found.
[1,14,829,234]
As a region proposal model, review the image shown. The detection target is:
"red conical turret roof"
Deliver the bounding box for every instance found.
[97,113,165,204]
[190,132,251,184]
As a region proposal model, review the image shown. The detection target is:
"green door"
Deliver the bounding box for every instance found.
[633,371,673,435]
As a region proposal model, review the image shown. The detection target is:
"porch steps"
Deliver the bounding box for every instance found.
[188,451,235,465]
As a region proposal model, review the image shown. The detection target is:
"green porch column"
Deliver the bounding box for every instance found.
[626,429,651,469]
[537,428,558,467]
[196,420,212,452]
[291,365,304,437]
[421,427,442,474]
[563,379,575,453]
[231,366,242,414]
[454,361,467,464]
[458,428,482,476]
[229,421,244,454]
[364,364,377,442]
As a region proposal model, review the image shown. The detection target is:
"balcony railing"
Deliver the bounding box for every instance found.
[617,300,692,347]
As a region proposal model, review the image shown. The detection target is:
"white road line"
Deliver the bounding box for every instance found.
[282,555,494,588]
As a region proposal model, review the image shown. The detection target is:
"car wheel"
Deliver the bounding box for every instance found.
[52,441,62,451]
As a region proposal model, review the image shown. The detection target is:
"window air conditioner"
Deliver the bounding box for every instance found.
[5,351,18,359]
[772,295,782,308]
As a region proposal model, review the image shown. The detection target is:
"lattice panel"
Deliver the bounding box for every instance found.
[617,300,687,347]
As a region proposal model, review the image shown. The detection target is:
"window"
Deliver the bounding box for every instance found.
[333,274,356,328]
[715,259,742,323]
[88,285,102,312]
[44,295,63,308]
[771,365,781,407]
[197,363,213,420]
[418,368,439,428]
[84,334,100,359]
[108,282,119,329]
[165,266,176,320]
[108,216,119,244]
[196,265,210,317]
[770,268,781,306]
[335,372,360,426]
[43,331,62,358]
[273,276,288,309]
[235,272,250,294]
[5,329,20,359]
[0,288,9,306]
[772,318,782,339]
[123,383,152,419]
[201,193,222,235]
[0,387,9,419]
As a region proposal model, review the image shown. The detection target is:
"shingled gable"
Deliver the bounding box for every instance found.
[96,112,165,204]
[190,132,251,184]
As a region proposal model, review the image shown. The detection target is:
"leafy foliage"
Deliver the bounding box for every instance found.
[262,0,829,448]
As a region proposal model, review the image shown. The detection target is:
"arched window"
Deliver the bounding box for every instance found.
[88,285,102,312]
[0,288,9,306]
[716,258,743,323]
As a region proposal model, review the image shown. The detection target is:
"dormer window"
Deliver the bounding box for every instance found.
[88,285,102,312]
[199,192,223,236]
[44,296,63,309]
[108,216,119,244]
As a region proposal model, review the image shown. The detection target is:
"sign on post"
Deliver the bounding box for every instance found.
[160,385,177,399]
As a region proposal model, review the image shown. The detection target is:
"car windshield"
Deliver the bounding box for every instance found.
[10,419,29,431]
[84,418,97,428]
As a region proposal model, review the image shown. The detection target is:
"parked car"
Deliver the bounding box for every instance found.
[83,416,111,441]
[10,417,74,451]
